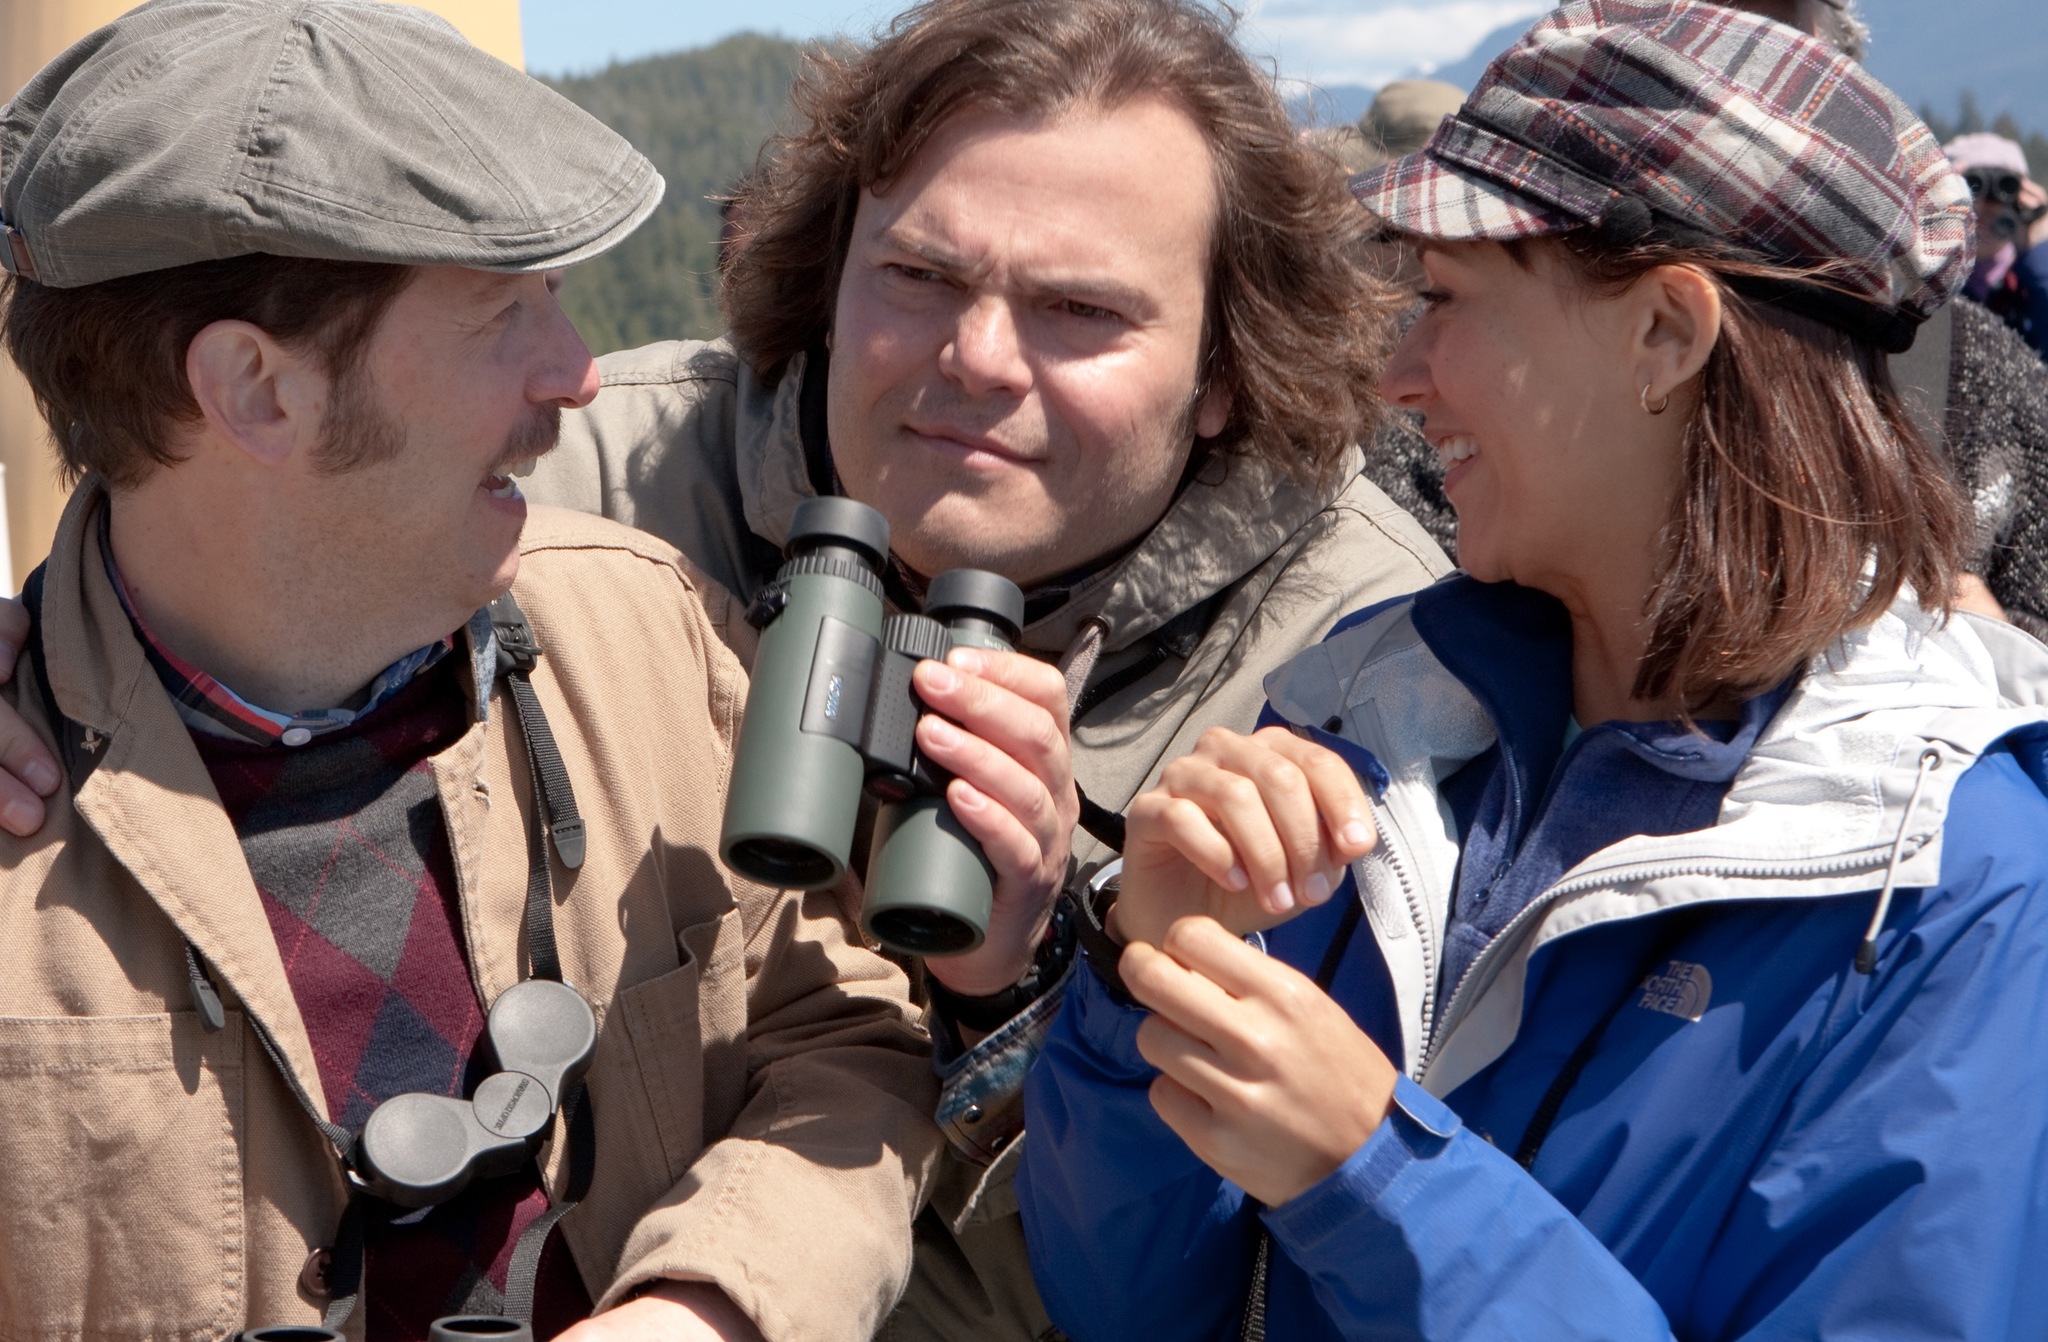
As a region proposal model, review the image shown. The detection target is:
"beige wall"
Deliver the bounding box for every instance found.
[0,0,523,586]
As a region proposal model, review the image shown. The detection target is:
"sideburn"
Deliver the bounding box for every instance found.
[313,360,406,475]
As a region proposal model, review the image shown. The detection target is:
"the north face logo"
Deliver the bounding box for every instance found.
[1638,960,1713,1021]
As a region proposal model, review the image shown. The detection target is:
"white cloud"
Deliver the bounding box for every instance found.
[1239,0,1548,88]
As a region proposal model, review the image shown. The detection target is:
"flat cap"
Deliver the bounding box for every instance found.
[0,0,663,287]
[1351,0,1973,353]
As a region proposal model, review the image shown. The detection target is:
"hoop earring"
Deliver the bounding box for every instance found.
[1640,384,1671,416]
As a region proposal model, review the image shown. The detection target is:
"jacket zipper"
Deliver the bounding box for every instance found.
[1362,790,1438,1076]
[1413,839,1924,1080]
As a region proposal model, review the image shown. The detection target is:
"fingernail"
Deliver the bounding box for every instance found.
[1225,864,1248,891]
[948,647,986,675]
[1305,872,1332,905]
[1341,821,1373,849]
[920,662,959,693]
[25,760,59,795]
[3,799,37,833]
[1270,881,1295,914]
[922,716,960,747]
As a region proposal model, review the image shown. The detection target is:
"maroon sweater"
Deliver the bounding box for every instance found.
[194,656,590,1339]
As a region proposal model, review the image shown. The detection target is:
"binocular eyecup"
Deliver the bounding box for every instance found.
[240,1316,532,1342]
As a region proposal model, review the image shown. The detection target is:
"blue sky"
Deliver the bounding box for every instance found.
[519,0,1546,87]
[519,0,2048,132]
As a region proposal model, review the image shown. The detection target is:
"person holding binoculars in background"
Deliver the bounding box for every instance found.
[1945,132,2048,361]
[0,1,941,1337]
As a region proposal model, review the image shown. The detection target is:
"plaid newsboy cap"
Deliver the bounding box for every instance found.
[1350,0,1973,353]
[0,0,663,288]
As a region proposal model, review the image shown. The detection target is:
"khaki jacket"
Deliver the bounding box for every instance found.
[525,338,1451,1342]
[0,482,939,1342]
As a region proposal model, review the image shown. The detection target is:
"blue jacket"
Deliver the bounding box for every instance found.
[1019,577,2048,1340]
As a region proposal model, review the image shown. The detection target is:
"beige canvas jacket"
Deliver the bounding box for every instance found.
[524,337,1452,1342]
[0,482,939,1342]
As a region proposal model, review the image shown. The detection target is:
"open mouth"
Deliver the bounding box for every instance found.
[483,456,542,501]
[1432,434,1479,468]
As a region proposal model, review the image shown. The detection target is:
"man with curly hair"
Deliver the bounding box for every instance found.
[520,1,1447,1336]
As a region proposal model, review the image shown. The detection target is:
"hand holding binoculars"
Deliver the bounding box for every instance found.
[1965,166,2048,241]
[352,978,597,1209]
[719,498,1027,956]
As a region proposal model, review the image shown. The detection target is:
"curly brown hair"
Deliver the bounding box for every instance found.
[721,0,1401,480]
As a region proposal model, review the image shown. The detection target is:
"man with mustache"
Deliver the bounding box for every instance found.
[0,1,936,1337]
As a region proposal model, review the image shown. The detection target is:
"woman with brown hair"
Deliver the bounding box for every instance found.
[1018,3,2048,1338]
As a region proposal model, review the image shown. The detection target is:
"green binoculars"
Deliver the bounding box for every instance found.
[719,497,1025,956]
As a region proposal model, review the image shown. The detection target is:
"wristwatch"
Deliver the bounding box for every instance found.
[1069,859,1137,1006]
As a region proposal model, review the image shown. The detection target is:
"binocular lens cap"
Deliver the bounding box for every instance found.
[925,569,1025,638]
[788,497,890,568]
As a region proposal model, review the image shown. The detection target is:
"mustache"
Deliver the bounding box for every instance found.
[493,405,562,474]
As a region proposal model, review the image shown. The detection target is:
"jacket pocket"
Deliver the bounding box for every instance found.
[604,907,746,1189]
[0,1012,244,1341]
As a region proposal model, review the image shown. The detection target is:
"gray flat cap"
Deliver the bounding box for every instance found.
[0,0,663,287]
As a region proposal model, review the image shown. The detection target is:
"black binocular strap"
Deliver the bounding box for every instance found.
[499,1078,599,1320]
[327,597,594,1328]
[489,592,587,985]
[484,593,596,1322]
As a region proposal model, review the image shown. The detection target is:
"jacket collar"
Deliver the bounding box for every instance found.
[1268,578,2048,1092]
[729,347,1360,655]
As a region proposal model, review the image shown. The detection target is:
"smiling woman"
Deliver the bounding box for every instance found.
[1388,231,1966,719]
[1019,4,2048,1340]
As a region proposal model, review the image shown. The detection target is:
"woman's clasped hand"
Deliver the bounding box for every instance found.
[1112,725,1390,1206]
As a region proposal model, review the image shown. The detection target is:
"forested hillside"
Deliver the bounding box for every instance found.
[544,34,806,353]
[546,25,2047,355]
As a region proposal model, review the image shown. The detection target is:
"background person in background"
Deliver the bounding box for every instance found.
[1021,4,2048,1337]
[1300,79,1466,177]
[1355,0,2048,642]
[516,0,1449,1337]
[1945,131,2048,360]
[0,2,937,1337]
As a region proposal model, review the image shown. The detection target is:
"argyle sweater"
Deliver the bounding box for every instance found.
[193,655,591,1339]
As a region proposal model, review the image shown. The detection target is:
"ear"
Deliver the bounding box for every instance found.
[184,320,327,468]
[1635,264,1722,409]
[1193,379,1232,440]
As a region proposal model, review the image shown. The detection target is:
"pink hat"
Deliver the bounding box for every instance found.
[1944,133,2030,179]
